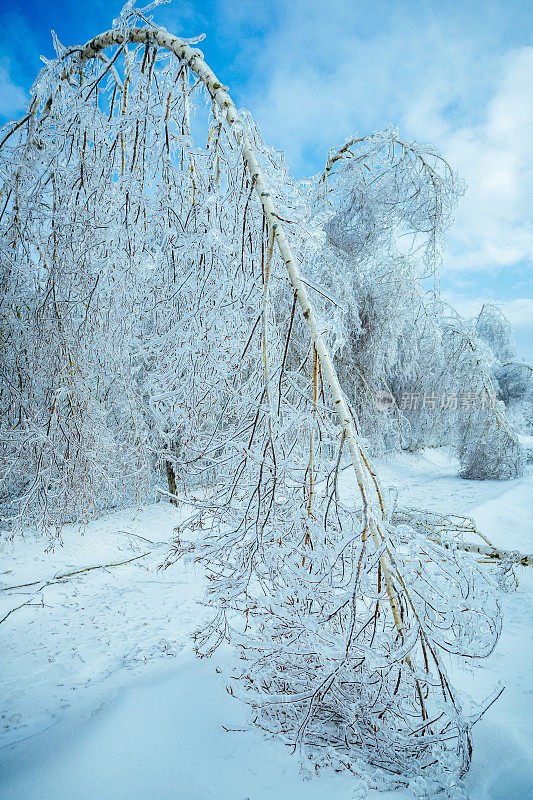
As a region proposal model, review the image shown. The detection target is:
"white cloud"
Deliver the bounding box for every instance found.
[431,47,533,274]
[241,2,501,171]
[499,298,533,329]
[443,293,533,325]
[443,292,533,361]
[0,63,26,118]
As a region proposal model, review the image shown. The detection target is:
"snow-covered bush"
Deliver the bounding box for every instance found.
[439,322,525,479]
[475,304,532,443]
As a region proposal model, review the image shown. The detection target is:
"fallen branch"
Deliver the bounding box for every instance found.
[450,541,532,566]
[0,551,152,624]
[0,598,44,625]
[1,551,151,591]
[395,507,532,566]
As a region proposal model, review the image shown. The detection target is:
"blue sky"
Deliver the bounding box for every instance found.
[1,0,532,359]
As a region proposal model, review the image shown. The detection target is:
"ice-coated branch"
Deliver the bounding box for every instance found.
[73,22,408,640]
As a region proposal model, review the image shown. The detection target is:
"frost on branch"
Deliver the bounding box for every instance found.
[0,13,503,794]
[306,129,458,455]
[307,132,524,478]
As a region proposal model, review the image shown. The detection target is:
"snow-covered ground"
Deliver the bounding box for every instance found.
[1,449,532,799]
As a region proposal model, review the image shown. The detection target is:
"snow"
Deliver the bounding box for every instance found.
[1,449,532,799]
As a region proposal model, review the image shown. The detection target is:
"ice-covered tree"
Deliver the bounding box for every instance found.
[305,137,524,477]
[0,3,503,794]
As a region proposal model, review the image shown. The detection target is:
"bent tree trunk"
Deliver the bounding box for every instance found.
[81,29,373,500]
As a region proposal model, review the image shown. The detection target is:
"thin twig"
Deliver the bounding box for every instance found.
[1,551,152,593]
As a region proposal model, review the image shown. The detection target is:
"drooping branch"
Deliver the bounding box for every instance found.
[71,22,407,639]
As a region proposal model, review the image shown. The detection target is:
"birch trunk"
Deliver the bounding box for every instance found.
[79,23,384,542]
